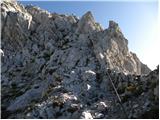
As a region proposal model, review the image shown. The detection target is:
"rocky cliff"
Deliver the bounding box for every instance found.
[1,0,158,119]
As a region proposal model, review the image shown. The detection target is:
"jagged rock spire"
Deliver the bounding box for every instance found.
[81,11,94,22]
[109,20,119,29]
[108,20,122,34]
[76,11,102,34]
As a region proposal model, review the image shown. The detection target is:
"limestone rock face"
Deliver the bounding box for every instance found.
[1,0,157,119]
[76,11,103,34]
[1,0,32,53]
[90,21,150,75]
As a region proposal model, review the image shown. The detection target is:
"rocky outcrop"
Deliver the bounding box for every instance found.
[106,66,159,118]
[76,11,102,34]
[1,0,158,119]
[90,21,149,75]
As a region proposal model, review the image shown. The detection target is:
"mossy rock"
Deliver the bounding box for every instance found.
[115,26,121,33]
[126,85,136,92]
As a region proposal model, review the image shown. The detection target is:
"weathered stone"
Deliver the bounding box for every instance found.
[94,112,105,119]
[76,11,102,34]
[1,0,158,119]
[7,79,53,112]
[81,111,93,119]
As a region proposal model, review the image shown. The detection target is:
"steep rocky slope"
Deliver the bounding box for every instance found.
[1,0,158,119]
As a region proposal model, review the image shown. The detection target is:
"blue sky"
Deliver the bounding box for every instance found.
[19,0,159,70]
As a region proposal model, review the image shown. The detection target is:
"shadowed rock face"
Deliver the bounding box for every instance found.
[1,0,158,119]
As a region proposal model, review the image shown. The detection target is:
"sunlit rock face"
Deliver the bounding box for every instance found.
[76,11,103,34]
[89,20,151,75]
[1,0,157,119]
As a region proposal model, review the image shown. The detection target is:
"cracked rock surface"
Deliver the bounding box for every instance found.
[1,0,158,119]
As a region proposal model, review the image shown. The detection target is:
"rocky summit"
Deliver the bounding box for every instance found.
[1,0,159,119]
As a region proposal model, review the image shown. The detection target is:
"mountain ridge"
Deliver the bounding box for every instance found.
[1,0,158,119]
[2,1,151,74]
